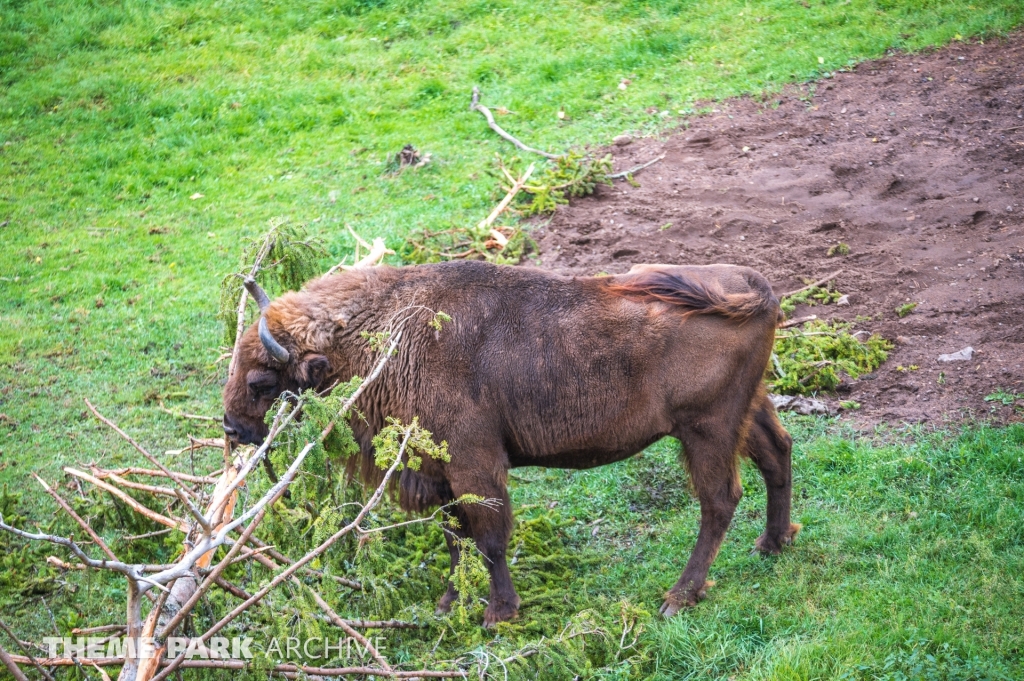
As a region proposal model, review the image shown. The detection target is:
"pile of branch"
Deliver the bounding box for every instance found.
[0,245,465,681]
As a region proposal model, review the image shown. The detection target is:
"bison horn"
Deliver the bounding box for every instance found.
[243,277,271,312]
[258,316,291,363]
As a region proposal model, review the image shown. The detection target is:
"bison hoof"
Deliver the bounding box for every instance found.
[435,588,458,615]
[753,523,802,555]
[660,580,714,617]
[482,600,519,628]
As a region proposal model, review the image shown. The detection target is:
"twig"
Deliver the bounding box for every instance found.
[63,467,189,532]
[244,535,362,590]
[0,513,140,578]
[778,314,817,329]
[470,87,561,160]
[0,619,55,681]
[0,643,28,681]
[306,590,392,674]
[95,468,220,485]
[89,469,188,499]
[477,163,536,241]
[607,154,666,180]
[71,625,127,636]
[782,269,844,298]
[84,400,197,503]
[163,439,225,458]
[119,528,174,543]
[34,474,118,562]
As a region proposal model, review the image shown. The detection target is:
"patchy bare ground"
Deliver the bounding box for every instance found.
[531,34,1024,426]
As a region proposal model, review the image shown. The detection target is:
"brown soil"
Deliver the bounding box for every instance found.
[532,34,1024,426]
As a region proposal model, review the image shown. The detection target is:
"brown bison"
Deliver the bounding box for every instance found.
[223,260,798,626]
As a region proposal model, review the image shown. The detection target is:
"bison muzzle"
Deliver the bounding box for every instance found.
[223,260,799,626]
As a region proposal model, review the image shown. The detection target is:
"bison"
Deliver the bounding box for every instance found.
[223,260,798,626]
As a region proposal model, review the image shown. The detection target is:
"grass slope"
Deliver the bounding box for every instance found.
[2,0,1024,472]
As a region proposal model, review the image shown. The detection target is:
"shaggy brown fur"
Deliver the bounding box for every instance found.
[223,261,798,626]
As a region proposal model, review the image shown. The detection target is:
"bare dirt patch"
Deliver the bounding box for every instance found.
[532,34,1024,426]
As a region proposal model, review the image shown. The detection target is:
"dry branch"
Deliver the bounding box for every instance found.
[779,314,817,329]
[477,163,536,243]
[63,467,189,533]
[0,619,55,681]
[783,269,844,298]
[72,626,127,636]
[163,439,225,458]
[88,469,187,500]
[34,474,118,562]
[471,87,560,160]
[99,468,220,485]
[85,400,197,503]
[607,154,666,179]
[0,644,29,681]
[324,226,395,277]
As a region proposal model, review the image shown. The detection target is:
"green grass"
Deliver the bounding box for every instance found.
[1,0,1023,678]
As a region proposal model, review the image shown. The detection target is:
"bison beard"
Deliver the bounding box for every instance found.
[223,261,799,626]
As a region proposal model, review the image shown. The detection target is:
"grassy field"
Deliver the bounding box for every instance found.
[2,0,1024,678]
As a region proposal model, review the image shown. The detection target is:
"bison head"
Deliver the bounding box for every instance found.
[222,278,334,446]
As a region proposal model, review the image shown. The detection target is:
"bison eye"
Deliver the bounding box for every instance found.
[246,371,279,400]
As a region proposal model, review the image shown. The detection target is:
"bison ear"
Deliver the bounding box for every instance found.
[295,354,331,391]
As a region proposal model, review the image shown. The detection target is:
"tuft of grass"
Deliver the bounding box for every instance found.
[896,301,918,318]
[827,242,851,257]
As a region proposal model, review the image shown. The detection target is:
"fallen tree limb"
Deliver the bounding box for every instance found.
[471,87,560,160]
[323,226,394,276]
[150,426,413,681]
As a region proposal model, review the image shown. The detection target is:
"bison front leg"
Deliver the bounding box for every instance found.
[661,430,743,617]
[745,395,800,555]
[450,475,519,628]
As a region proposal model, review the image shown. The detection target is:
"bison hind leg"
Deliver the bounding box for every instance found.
[743,392,799,555]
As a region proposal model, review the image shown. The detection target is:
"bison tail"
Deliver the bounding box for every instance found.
[607,271,779,324]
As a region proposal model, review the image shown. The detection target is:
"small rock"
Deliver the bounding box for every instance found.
[836,294,850,306]
[613,134,633,146]
[896,335,911,345]
[937,346,974,362]
[769,394,834,416]
[972,197,980,203]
